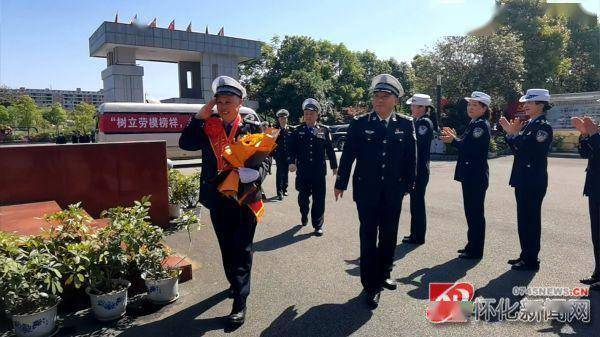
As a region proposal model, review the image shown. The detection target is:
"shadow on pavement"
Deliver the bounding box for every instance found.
[254,225,313,252]
[538,291,600,337]
[397,257,480,299]
[117,289,238,337]
[260,293,372,337]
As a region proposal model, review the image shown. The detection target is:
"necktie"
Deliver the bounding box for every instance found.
[381,119,387,128]
[225,123,232,135]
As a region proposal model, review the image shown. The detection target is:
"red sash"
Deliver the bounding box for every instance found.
[203,114,241,170]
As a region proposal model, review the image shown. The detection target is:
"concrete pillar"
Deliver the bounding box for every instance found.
[101,47,144,103]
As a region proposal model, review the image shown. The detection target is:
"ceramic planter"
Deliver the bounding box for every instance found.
[85,279,130,321]
[168,204,182,218]
[141,273,179,305]
[11,302,58,337]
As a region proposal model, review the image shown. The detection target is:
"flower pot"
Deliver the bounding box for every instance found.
[11,302,58,337]
[168,204,182,218]
[85,279,130,321]
[141,273,180,305]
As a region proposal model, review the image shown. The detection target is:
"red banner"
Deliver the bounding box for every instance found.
[99,113,193,133]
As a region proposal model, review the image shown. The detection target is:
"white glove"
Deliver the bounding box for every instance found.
[239,168,260,183]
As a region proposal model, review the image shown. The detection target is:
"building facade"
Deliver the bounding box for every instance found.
[11,87,104,110]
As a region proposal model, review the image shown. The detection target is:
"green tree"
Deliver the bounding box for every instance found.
[72,103,97,134]
[13,95,42,137]
[43,103,67,136]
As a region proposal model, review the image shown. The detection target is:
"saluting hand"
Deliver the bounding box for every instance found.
[196,97,217,120]
[334,188,344,201]
[571,117,587,135]
[583,117,599,136]
[289,163,297,172]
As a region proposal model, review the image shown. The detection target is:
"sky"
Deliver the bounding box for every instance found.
[0,0,598,100]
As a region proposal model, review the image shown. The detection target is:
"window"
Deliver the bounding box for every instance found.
[186,71,193,89]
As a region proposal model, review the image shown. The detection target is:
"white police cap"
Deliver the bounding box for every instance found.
[465,91,491,107]
[276,109,289,117]
[406,93,432,106]
[519,89,550,103]
[211,76,247,99]
[302,98,321,113]
[369,74,404,98]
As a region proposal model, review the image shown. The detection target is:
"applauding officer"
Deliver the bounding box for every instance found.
[403,94,434,245]
[440,91,491,260]
[334,74,416,309]
[274,109,291,200]
[178,76,270,325]
[572,116,600,290]
[499,89,553,271]
[288,98,338,236]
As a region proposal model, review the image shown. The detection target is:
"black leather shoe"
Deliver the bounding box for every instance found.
[382,278,397,290]
[277,194,283,201]
[283,191,288,196]
[580,276,598,285]
[590,282,600,291]
[458,252,482,260]
[511,260,539,271]
[402,237,424,245]
[301,219,308,226]
[507,258,522,265]
[365,292,380,309]
[228,307,246,325]
[457,248,466,254]
[314,228,323,237]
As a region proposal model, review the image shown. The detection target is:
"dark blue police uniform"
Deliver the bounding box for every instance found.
[408,116,434,243]
[288,123,337,229]
[335,111,416,293]
[507,114,553,267]
[451,116,490,258]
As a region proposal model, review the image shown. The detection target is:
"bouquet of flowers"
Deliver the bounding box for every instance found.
[216,128,279,220]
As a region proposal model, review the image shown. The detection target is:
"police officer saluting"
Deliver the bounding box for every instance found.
[572,115,600,290]
[334,74,416,309]
[178,76,270,325]
[499,88,553,271]
[288,98,338,236]
[440,91,491,260]
[403,94,434,245]
[274,109,291,200]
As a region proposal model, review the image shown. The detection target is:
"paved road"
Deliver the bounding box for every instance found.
[3,155,598,337]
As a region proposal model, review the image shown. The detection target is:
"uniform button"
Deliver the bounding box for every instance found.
[465,162,469,165]
[381,176,385,180]
[382,152,386,156]
[381,164,385,168]
[526,164,531,168]
[383,140,387,144]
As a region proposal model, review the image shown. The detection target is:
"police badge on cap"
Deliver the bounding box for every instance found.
[211,76,247,99]
[369,74,404,98]
[406,93,432,106]
[302,98,321,113]
[464,91,491,107]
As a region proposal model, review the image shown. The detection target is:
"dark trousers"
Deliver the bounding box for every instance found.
[357,192,403,293]
[588,197,600,277]
[275,157,289,195]
[515,186,546,264]
[409,175,429,242]
[296,174,326,228]
[209,196,258,310]
[461,182,488,256]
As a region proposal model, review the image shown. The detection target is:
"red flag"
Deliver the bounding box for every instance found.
[168,20,175,30]
[205,25,209,34]
[186,22,192,32]
[130,14,138,24]
[218,27,224,36]
[148,18,157,28]
[114,12,119,23]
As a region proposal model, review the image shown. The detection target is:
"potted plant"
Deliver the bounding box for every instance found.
[137,210,201,305]
[168,169,200,218]
[0,240,63,337]
[84,209,131,322]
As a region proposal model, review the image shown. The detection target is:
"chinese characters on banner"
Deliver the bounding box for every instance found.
[99,114,193,133]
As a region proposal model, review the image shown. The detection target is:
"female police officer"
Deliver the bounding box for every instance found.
[440,91,491,260]
[402,94,434,245]
[179,76,271,325]
[499,88,553,271]
[572,115,600,290]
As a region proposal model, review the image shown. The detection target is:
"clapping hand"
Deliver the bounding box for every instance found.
[571,117,587,135]
[439,127,457,144]
[583,117,599,136]
[499,117,524,136]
